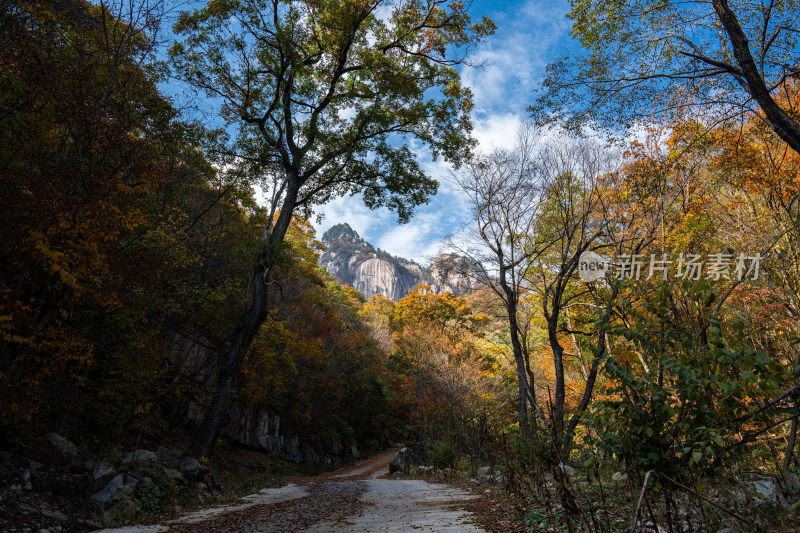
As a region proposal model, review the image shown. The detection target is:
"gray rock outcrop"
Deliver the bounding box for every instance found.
[354,257,418,300]
[319,223,480,301]
[89,461,116,493]
[421,253,482,295]
[389,444,430,474]
[27,433,77,465]
[90,474,124,504]
[121,449,157,469]
[169,331,352,466]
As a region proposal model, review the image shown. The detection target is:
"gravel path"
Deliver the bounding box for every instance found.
[305,479,484,532]
[94,449,486,533]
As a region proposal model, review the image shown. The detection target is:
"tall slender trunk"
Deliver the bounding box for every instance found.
[547,312,566,441]
[784,351,800,471]
[561,329,607,458]
[561,288,618,458]
[191,181,299,456]
[501,277,530,438]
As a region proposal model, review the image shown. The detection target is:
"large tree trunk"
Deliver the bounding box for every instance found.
[191,182,298,456]
[712,0,800,155]
[190,265,271,455]
[501,278,530,438]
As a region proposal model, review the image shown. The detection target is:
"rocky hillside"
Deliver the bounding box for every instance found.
[319,224,479,301]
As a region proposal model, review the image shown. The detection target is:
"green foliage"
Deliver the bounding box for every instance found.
[135,480,163,513]
[171,0,495,221]
[430,440,459,471]
[391,284,476,333]
[590,279,785,477]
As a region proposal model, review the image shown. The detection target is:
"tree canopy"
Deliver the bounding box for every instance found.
[535,0,800,153]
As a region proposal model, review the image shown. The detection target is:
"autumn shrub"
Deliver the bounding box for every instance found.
[431,440,459,471]
[589,280,785,480]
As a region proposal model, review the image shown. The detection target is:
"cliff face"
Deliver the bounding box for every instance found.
[170,331,375,465]
[354,258,419,300]
[319,223,479,301]
[421,252,482,295]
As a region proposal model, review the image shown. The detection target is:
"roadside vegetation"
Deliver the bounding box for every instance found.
[2,0,800,532]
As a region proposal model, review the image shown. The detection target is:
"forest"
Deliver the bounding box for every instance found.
[1,0,800,532]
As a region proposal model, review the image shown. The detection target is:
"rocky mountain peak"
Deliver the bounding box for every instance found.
[322,223,364,245]
[319,224,479,301]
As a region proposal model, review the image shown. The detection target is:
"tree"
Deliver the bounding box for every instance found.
[358,293,395,352]
[171,0,494,454]
[452,123,551,437]
[0,0,213,424]
[392,284,474,334]
[528,140,625,457]
[389,286,505,449]
[535,0,800,154]
[653,109,800,470]
[592,279,783,525]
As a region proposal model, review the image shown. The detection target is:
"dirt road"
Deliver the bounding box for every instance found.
[94,449,485,532]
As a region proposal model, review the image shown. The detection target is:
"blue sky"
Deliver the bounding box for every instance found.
[314,0,578,263]
[162,0,580,264]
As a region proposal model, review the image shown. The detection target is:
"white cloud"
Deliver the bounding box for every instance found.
[376,218,444,264]
[461,0,571,113]
[314,194,384,242]
[473,112,523,151]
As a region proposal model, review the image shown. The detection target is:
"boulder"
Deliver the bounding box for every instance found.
[612,471,627,482]
[89,461,116,493]
[164,468,184,483]
[156,446,183,461]
[177,458,209,482]
[121,449,157,469]
[90,474,124,504]
[118,476,139,498]
[747,479,778,504]
[389,444,430,474]
[178,458,220,491]
[559,463,577,476]
[27,433,77,465]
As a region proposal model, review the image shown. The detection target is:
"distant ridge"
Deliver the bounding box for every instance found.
[319,223,480,301]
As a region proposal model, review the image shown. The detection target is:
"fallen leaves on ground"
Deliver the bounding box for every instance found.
[168,481,366,533]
